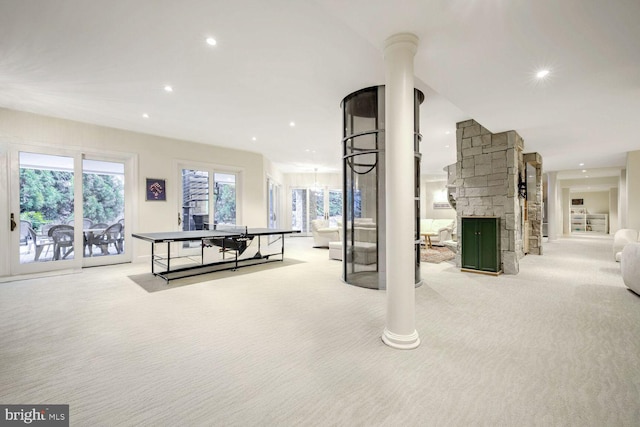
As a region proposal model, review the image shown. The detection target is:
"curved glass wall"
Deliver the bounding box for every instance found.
[341,86,424,289]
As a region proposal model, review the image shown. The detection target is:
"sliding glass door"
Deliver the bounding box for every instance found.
[10,148,132,275]
[14,152,78,270]
[82,158,128,266]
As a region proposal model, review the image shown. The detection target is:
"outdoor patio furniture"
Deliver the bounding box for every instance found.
[27,226,53,261]
[87,223,122,255]
[20,220,32,247]
[49,224,75,260]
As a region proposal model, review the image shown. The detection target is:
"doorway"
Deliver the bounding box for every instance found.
[10,148,133,276]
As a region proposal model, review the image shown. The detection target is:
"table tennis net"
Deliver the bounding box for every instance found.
[212,224,248,235]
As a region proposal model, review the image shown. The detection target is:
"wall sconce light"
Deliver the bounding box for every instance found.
[518,174,527,199]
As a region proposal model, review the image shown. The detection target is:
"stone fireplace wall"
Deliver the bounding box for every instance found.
[455,119,525,274]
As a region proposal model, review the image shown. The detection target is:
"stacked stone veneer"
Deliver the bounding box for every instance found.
[524,153,543,255]
[455,119,525,274]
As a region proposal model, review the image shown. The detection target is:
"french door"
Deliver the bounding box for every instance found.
[9,147,133,275]
[290,187,342,235]
[179,164,238,253]
[267,178,281,229]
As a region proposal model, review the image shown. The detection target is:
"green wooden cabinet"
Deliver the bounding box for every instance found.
[461,217,501,274]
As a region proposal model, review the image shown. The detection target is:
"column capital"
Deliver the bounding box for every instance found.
[384,33,419,56]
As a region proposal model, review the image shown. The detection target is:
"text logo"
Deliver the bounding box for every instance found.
[1,405,68,426]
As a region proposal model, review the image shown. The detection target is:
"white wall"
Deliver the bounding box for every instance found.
[285,173,341,189]
[619,169,627,228]
[0,108,270,275]
[0,144,8,276]
[421,179,455,220]
[609,187,619,234]
[571,191,610,214]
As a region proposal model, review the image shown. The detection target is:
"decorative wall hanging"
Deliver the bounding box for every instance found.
[146,178,166,201]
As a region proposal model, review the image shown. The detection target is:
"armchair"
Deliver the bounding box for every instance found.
[621,243,640,295]
[613,229,639,262]
[310,219,340,248]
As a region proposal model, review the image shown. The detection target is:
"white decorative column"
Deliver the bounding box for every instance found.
[382,33,420,350]
[547,172,558,241]
[562,188,571,236]
[626,151,640,231]
[619,169,627,229]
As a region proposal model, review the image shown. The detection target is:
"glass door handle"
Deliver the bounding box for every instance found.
[178,212,182,226]
[10,213,17,231]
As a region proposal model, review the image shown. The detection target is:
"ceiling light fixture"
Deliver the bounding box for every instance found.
[579,163,585,166]
[289,121,295,127]
[445,145,450,148]
[206,37,217,46]
[445,131,451,135]
[536,69,550,79]
[164,85,173,92]
[582,169,587,173]
[252,137,257,141]
[142,113,149,119]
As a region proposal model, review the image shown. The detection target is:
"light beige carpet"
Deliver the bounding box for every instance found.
[1,235,639,426]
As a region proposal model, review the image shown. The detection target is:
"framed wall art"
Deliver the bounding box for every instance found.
[146,178,166,201]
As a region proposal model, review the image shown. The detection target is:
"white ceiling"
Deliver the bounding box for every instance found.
[0,0,638,179]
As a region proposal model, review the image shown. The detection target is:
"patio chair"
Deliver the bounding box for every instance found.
[20,220,32,247]
[87,223,122,255]
[27,226,53,261]
[84,223,108,255]
[48,224,75,260]
[116,219,125,253]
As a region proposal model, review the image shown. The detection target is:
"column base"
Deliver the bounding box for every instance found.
[382,328,420,350]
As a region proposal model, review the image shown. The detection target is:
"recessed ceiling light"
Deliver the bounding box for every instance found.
[206,37,217,46]
[582,169,587,173]
[445,145,450,148]
[289,121,295,127]
[164,85,173,92]
[586,176,590,178]
[252,137,257,141]
[579,163,585,166]
[536,69,550,79]
[142,113,149,119]
[445,131,451,135]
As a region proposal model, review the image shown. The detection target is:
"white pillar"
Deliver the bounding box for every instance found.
[382,33,420,350]
[561,188,570,236]
[626,151,640,231]
[619,169,627,229]
[547,172,558,241]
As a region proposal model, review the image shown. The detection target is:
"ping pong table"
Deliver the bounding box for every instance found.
[132,227,300,282]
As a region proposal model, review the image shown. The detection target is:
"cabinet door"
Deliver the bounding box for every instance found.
[461,218,479,269]
[478,218,499,272]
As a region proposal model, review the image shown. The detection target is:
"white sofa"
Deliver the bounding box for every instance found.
[613,229,639,262]
[621,243,640,296]
[419,219,455,246]
[310,219,340,248]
